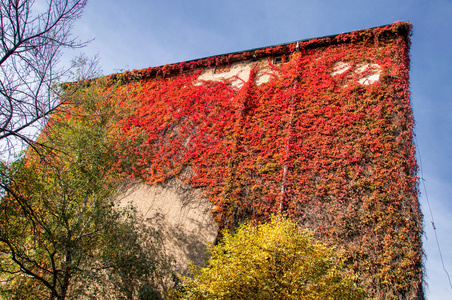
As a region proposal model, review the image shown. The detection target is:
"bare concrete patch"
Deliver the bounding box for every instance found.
[119,178,218,276]
[331,61,381,85]
[196,58,273,88]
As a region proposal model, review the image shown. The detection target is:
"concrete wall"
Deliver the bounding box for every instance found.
[119,178,218,276]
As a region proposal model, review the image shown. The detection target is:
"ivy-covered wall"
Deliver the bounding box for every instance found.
[97,22,422,299]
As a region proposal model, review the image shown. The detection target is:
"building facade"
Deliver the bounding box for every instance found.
[108,22,423,299]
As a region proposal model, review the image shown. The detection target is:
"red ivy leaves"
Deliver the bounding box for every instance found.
[98,22,422,299]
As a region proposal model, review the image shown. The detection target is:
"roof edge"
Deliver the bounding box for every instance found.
[107,21,412,84]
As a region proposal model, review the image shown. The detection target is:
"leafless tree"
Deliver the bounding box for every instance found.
[0,0,88,160]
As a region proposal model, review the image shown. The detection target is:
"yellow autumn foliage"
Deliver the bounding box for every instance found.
[172,216,366,299]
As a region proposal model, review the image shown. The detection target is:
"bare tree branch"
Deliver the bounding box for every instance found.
[0,0,88,161]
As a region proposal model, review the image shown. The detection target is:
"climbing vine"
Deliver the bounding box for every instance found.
[78,22,422,299]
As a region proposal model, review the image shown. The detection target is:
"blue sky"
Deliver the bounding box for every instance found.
[64,1,452,299]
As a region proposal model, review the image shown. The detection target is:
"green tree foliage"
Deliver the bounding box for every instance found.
[174,217,366,300]
[0,81,172,300]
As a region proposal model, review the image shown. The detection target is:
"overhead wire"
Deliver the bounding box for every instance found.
[415,136,452,290]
